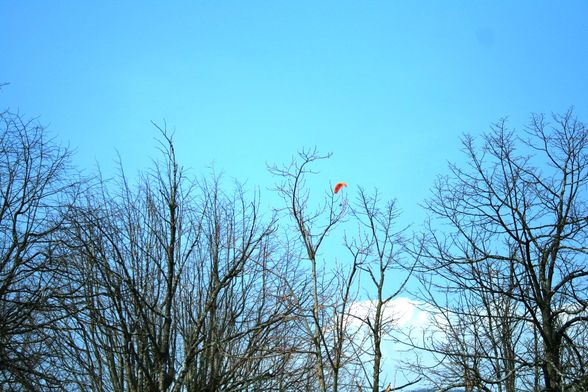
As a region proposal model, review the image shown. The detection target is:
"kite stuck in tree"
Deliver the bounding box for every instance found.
[334,182,348,194]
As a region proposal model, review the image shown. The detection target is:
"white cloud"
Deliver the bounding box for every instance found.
[347,296,432,331]
[343,297,435,387]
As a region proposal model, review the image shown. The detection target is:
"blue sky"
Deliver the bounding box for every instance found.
[2,2,587,230]
[2,1,588,387]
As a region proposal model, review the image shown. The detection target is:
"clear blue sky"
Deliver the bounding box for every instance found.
[2,1,587,228]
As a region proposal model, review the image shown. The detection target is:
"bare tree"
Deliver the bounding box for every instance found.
[0,110,78,390]
[62,128,300,391]
[170,176,297,392]
[348,188,417,392]
[406,264,526,391]
[410,109,588,391]
[60,131,193,391]
[270,148,358,391]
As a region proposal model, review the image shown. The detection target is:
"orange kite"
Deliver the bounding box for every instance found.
[334,182,348,194]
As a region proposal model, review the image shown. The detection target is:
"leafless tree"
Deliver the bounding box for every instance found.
[270,150,419,392]
[409,109,588,391]
[406,264,526,391]
[348,188,417,392]
[0,110,79,390]
[170,176,299,392]
[270,148,360,391]
[61,129,301,391]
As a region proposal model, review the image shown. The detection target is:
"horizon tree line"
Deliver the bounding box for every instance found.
[1,99,586,391]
